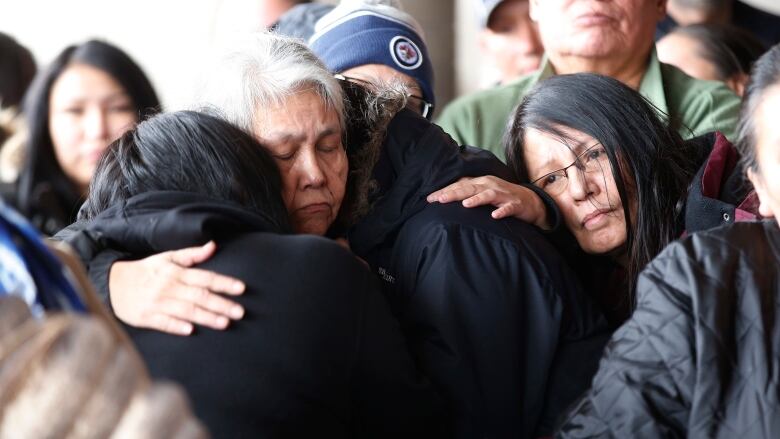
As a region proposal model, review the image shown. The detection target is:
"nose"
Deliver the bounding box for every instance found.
[83,107,109,141]
[566,166,597,201]
[296,148,326,189]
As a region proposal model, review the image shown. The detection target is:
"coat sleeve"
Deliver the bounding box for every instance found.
[50,220,128,301]
[390,218,578,438]
[557,247,696,438]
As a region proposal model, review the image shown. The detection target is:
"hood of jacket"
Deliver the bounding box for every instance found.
[73,191,283,259]
[344,87,515,256]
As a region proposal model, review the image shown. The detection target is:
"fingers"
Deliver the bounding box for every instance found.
[492,204,517,220]
[462,189,499,208]
[145,313,194,336]
[173,285,245,320]
[427,180,479,203]
[166,241,218,267]
[155,296,235,331]
[178,267,245,296]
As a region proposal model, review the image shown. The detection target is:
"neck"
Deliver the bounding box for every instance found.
[549,50,651,90]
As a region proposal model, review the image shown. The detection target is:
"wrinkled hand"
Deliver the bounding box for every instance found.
[109,241,246,336]
[427,176,550,229]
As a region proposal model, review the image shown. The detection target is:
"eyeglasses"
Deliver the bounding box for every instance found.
[531,142,609,196]
[334,73,434,120]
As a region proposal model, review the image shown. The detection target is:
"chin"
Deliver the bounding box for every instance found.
[564,35,621,58]
[294,219,332,236]
[578,233,626,256]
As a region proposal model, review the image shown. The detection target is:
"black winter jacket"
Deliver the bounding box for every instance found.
[349,109,608,438]
[69,191,447,438]
[558,220,780,438]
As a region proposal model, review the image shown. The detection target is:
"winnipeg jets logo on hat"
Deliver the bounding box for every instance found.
[390,36,423,70]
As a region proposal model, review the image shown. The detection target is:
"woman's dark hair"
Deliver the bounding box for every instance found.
[672,24,766,81]
[505,73,699,304]
[18,39,160,220]
[737,44,780,173]
[0,32,36,110]
[81,111,290,232]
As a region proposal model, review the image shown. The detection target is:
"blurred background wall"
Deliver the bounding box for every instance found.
[2,0,778,111]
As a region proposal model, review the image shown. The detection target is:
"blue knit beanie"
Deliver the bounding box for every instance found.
[309,1,435,107]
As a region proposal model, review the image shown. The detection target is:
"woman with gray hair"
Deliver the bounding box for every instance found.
[85,33,354,335]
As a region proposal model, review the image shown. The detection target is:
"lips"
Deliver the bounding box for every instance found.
[581,208,614,229]
[297,203,331,215]
[574,13,615,26]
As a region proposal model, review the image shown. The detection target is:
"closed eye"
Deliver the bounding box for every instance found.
[317,143,341,153]
[272,151,295,161]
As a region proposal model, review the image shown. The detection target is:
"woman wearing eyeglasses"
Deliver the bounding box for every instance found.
[430,72,758,327]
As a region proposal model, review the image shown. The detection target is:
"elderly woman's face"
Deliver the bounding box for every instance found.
[254,91,347,235]
[523,127,629,254]
[748,86,780,219]
[529,0,664,61]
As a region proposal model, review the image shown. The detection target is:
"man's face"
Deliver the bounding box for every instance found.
[748,86,780,219]
[480,0,544,81]
[529,0,665,61]
[253,90,348,236]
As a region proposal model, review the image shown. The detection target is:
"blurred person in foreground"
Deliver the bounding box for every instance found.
[0,197,205,438]
[558,43,780,438]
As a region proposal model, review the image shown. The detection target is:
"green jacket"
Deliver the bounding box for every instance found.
[437,50,742,162]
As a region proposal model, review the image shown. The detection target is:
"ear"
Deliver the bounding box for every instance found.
[748,168,775,218]
[478,30,491,52]
[656,0,668,19]
[727,73,748,97]
[529,0,540,22]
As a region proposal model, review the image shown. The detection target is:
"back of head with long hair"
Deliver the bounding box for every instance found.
[0,32,36,110]
[737,43,780,174]
[81,111,290,233]
[505,73,699,302]
[672,24,766,82]
[19,39,160,216]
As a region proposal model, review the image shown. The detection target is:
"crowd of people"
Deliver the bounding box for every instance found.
[1,0,780,437]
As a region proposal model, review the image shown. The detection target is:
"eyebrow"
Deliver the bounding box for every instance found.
[528,140,600,181]
[317,127,340,141]
[265,125,341,144]
[55,91,131,106]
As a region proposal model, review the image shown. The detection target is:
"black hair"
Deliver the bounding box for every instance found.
[81,111,290,232]
[671,24,766,81]
[505,73,699,304]
[737,43,780,173]
[0,32,36,110]
[18,39,160,221]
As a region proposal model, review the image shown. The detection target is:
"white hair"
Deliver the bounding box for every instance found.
[197,32,345,134]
